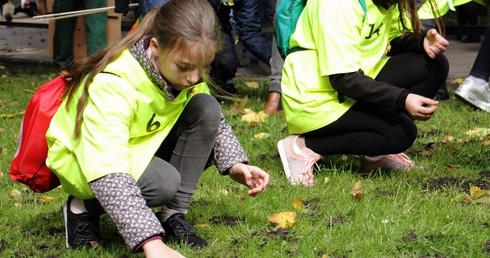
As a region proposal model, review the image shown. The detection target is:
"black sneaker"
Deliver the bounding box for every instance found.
[63,196,101,249]
[158,213,208,248]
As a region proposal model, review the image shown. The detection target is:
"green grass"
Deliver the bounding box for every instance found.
[2,62,490,258]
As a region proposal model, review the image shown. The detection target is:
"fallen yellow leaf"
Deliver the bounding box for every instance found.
[0,111,25,118]
[254,132,270,139]
[244,81,259,89]
[10,189,21,198]
[452,78,463,84]
[465,128,490,137]
[469,186,489,199]
[350,181,365,200]
[468,186,490,204]
[293,198,305,210]
[324,177,330,184]
[241,109,267,125]
[268,211,296,229]
[40,196,56,202]
[441,134,454,143]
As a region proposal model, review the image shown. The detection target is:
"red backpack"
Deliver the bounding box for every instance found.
[10,76,67,193]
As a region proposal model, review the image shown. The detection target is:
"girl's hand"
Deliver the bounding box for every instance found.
[423,28,449,59]
[405,93,438,121]
[143,239,185,258]
[229,163,270,197]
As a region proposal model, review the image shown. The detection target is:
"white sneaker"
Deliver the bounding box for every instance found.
[454,77,490,112]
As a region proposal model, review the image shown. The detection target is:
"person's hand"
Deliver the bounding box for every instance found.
[143,239,185,258]
[423,28,449,59]
[405,93,438,121]
[229,163,270,197]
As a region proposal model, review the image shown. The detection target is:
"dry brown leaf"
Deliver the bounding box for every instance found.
[350,181,365,200]
[293,198,305,210]
[441,134,454,143]
[268,211,296,229]
[445,164,453,172]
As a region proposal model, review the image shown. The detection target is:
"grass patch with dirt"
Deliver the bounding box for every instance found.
[1,62,490,258]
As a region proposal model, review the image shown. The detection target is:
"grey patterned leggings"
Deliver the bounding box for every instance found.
[85,93,221,215]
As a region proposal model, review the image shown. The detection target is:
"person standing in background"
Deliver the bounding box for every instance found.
[52,0,108,71]
[454,0,490,111]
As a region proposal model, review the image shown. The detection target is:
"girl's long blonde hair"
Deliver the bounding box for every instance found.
[63,0,222,139]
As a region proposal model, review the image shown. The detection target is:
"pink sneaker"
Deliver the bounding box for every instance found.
[360,153,415,172]
[277,135,322,186]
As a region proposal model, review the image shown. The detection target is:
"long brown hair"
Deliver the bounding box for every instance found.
[391,0,444,37]
[62,0,222,139]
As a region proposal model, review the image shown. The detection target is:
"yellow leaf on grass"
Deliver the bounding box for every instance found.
[244,81,259,89]
[452,78,463,84]
[0,111,25,118]
[254,132,270,140]
[10,189,21,198]
[350,181,365,200]
[241,109,267,125]
[268,211,296,229]
[470,186,489,199]
[441,134,455,143]
[324,176,330,184]
[469,186,490,204]
[40,196,56,202]
[465,128,490,137]
[293,198,305,210]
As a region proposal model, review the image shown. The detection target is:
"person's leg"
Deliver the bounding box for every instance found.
[278,101,417,185]
[462,2,481,43]
[470,27,490,81]
[304,103,416,156]
[263,35,284,114]
[152,94,220,247]
[52,0,79,69]
[83,0,107,56]
[290,52,445,176]
[375,52,449,99]
[455,27,490,112]
[209,33,240,97]
[154,94,221,214]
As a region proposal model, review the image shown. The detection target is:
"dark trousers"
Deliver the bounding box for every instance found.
[52,0,107,69]
[470,27,490,81]
[304,53,449,156]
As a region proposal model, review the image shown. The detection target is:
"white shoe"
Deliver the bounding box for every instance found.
[454,77,490,112]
